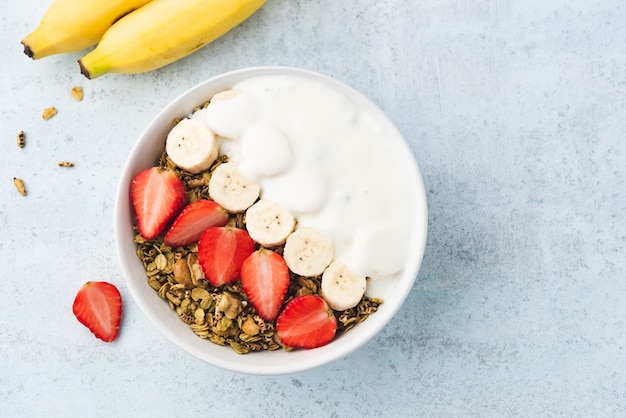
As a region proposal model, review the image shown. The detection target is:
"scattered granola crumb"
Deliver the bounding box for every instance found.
[13,177,26,196]
[58,161,74,167]
[17,131,25,148]
[42,106,57,120]
[71,86,84,101]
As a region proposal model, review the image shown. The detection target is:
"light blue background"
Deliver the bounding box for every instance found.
[1,0,625,416]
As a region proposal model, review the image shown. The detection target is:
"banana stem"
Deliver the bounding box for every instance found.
[21,41,36,59]
[78,53,111,80]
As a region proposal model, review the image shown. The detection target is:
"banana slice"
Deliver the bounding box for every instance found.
[283,227,333,277]
[166,118,219,174]
[321,261,366,311]
[208,162,260,213]
[245,199,295,247]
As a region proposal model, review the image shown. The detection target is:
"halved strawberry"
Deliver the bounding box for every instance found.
[241,248,290,321]
[164,199,229,247]
[130,166,186,240]
[72,281,123,343]
[197,227,255,286]
[276,295,337,349]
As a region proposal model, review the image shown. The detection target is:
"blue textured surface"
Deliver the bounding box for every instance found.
[1,0,625,416]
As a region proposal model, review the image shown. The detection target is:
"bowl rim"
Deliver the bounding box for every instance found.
[114,66,428,375]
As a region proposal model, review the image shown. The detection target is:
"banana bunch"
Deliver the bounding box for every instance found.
[21,0,266,79]
[21,0,153,59]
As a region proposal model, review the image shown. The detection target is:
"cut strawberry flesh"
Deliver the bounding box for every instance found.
[130,167,187,240]
[72,281,123,343]
[164,199,229,247]
[276,295,337,349]
[197,227,255,286]
[241,249,290,321]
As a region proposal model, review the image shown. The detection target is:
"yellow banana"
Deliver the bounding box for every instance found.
[78,0,267,79]
[22,0,152,59]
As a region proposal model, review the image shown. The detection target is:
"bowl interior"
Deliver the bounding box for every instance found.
[114,66,428,375]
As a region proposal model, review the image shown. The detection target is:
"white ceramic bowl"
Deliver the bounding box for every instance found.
[114,66,428,375]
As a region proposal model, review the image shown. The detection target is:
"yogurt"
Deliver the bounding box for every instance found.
[197,75,413,298]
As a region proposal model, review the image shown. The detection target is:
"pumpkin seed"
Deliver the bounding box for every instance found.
[155,253,167,270]
[230,341,250,355]
[194,308,205,324]
[191,287,210,302]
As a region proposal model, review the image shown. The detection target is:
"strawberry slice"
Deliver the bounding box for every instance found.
[72,281,123,343]
[276,295,337,349]
[241,248,290,321]
[197,227,255,286]
[130,166,187,240]
[163,199,229,247]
